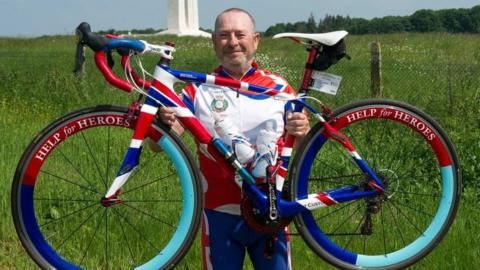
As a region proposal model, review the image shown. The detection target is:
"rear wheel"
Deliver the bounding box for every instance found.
[289,99,461,269]
[12,105,203,269]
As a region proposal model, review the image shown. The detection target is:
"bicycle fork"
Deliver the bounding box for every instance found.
[103,99,159,201]
[102,60,188,202]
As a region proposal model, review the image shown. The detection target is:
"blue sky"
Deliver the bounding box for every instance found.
[0,0,478,37]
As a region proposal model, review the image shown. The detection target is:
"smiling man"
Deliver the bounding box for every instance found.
[158,8,309,269]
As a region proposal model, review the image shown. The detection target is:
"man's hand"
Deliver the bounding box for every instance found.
[285,111,310,139]
[159,106,177,126]
[150,106,185,152]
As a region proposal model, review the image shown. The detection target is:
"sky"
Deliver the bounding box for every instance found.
[0,0,479,37]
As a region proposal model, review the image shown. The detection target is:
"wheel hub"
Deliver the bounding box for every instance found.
[360,169,399,235]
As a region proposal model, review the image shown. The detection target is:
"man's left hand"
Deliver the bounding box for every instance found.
[285,111,310,139]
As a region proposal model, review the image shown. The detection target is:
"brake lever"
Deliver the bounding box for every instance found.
[73,42,85,76]
[107,50,115,69]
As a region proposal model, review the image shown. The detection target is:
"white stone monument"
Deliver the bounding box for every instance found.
[157,0,211,37]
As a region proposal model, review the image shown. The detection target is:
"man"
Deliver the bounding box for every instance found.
[158,8,309,270]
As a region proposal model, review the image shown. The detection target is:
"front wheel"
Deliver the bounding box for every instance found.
[12,105,203,269]
[289,99,461,269]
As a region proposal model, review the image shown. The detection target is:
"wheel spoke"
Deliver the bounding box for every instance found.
[122,172,176,195]
[343,210,368,251]
[110,207,159,252]
[79,209,107,266]
[386,200,406,246]
[315,200,357,222]
[394,189,440,198]
[121,202,176,228]
[330,141,359,171]
[40,170,100,195]
[105,126,111,189]
[383,123,410,172]
[314,152,347,177]
[57,147,100,193]
[81,131,108,189]
[35,198,98,202]
[116,212,137,266]
[388,198,435,218]
[105,209,109,270]
[40,202,98,228]
[380,204,387,255]
[327,204,362,235]
[123,199,182,203]
[388,200,425,236]
[55,205,102,251]
[309,173,364,184]
[371,119,389,170]
[396,168,438,189]
[363,118,376,169]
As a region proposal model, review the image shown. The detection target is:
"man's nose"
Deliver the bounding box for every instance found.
[227,33,239,46]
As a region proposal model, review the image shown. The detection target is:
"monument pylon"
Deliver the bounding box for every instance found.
[157,0,211,37]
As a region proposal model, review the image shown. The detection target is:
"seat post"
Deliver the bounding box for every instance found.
[299,45,319,93]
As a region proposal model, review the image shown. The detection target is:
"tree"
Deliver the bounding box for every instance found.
[293,21,308,33]
[470,5,480,33]
[264,23,287,36]
[263,5,480,36]
[306,13,317,32]
[410,9,443,32]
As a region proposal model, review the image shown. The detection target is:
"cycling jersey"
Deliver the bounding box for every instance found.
[182,62,294,270]
[182,62,294,215]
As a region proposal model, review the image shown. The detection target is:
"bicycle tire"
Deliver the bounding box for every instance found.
[289,99,461,269]
[12,105,203,270]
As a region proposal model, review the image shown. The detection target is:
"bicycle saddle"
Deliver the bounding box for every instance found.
[273,31,348,46]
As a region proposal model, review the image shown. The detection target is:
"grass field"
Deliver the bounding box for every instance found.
[1,32,479,269]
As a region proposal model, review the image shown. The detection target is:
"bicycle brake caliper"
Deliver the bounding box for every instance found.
[126,100,141,124]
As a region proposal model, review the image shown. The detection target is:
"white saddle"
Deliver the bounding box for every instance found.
[273,31,348,46]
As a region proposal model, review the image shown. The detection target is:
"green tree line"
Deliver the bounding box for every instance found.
[264,5,480,36]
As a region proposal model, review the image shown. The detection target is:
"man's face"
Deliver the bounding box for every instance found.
[212,11,259,74]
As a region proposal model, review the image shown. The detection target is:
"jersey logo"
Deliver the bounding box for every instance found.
[210,93,229,112]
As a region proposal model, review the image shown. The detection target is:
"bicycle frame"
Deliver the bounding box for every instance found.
[101,39,385,219]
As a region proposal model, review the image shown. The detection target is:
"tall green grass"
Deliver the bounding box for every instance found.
[1,33,479,269]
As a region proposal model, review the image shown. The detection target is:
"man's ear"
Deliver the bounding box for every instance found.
[253,32,260,48]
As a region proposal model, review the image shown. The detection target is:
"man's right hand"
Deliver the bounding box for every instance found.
[158,106,185,136]
[159,106,177,126]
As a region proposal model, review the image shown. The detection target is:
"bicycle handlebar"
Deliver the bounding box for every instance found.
[75,22,173,92]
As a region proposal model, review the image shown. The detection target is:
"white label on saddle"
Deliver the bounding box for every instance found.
[310,71,342,95]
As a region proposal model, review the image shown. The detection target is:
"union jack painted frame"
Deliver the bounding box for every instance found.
[100,38,386,218]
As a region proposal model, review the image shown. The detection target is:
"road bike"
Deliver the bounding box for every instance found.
[11,22,461,269]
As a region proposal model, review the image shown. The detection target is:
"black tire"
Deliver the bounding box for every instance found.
[12,105,203,270]
[289,99,461,269]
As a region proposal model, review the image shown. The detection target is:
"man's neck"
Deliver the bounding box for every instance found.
[222,68,248,80]
[222,62,254,80]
